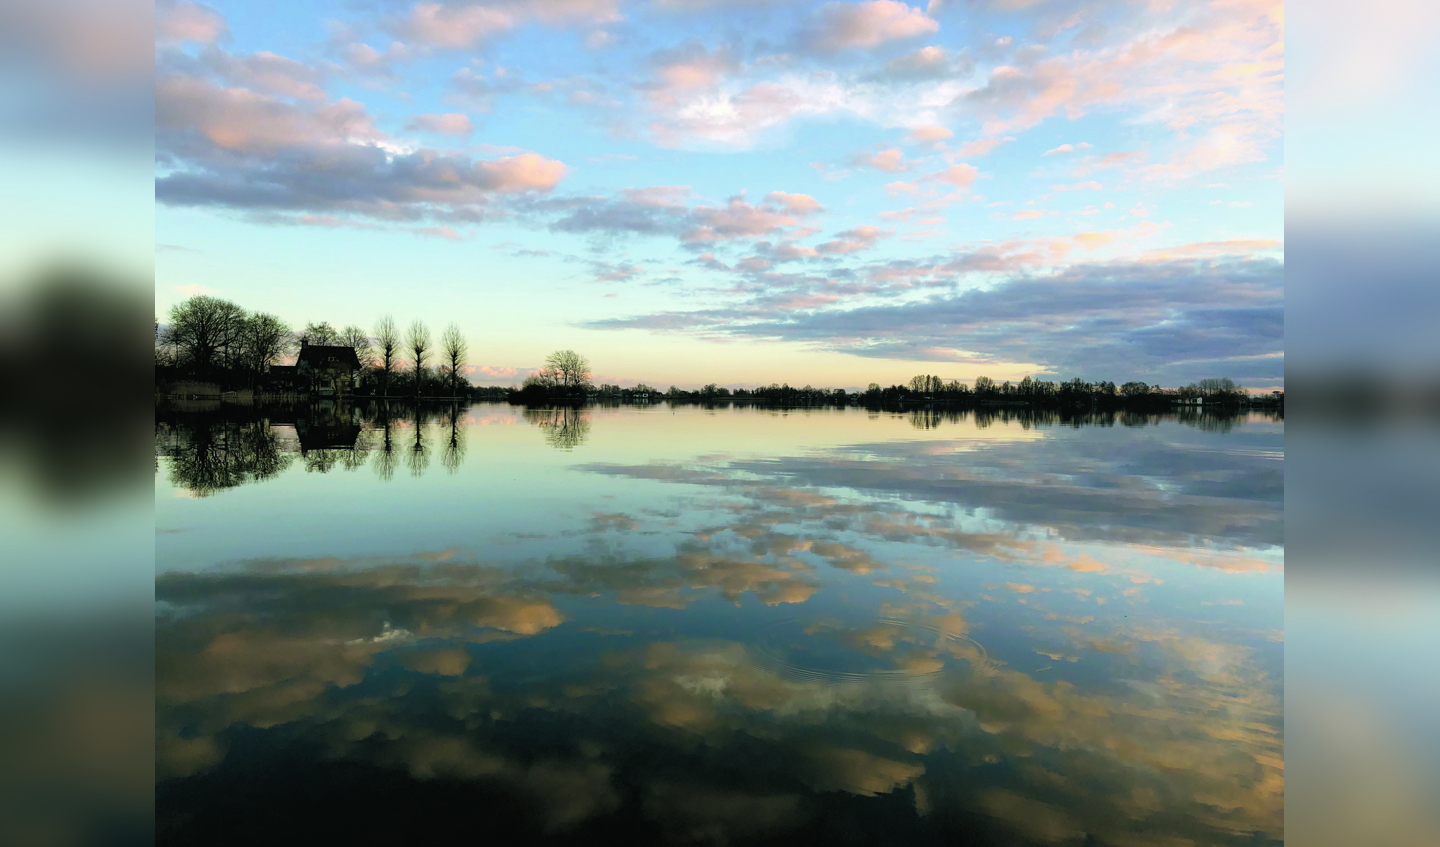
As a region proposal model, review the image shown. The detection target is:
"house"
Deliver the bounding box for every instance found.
[296,341,361,397]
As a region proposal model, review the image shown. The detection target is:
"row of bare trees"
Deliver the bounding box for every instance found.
[370,316,468,398]
[159,295,471,397]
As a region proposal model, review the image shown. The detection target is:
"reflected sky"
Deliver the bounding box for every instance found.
[156,403,1282,845]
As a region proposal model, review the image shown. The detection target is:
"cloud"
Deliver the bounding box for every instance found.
[764,191,824,215]
[1043,142,1091,156]
[801,1,940,53]
[954,136,1012,157]
[817,225,888,255]
[156,0,229,45]
[341,41,414,77]
[447,67,526,111]
[874,45,967,81]
[591,261,643,282]
[550,189,814,246]
[955,4,1282,178]
[645,42,740,96]
[922,163,978,188]
[155,74,566,226]
[397,3,515,49]
[851,147,910,173]
[683,194,801,243]
[585,255,1284,385]
[909,125,952,144]
[405,112,475,136]
[170,46,331,100]
[770,242,820,261]
[390,0,622,49]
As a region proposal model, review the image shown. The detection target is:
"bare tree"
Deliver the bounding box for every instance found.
[1195,377,1241,398]
[239,312,291,386]
[440,322,468,399]
[342,325,373,368]
[163,295,246,380]
[543,349,592,392]
[374,315,400,397]
[301,321,342,345]
[407,319,431,398]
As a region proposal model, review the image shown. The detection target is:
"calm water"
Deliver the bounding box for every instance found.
[155,403,1284,845]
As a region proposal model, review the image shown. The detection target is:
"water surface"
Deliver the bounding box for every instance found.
[156,403,1283,845]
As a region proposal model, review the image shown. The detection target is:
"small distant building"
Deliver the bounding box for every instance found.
[265,364,299,393]
[296,341,361,397]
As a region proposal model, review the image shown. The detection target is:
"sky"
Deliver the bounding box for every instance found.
[153,0,1283,390]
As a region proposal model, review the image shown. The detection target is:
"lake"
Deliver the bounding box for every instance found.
[155,402,1284,845]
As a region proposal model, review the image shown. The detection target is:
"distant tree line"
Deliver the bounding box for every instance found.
[568,374,1276,411]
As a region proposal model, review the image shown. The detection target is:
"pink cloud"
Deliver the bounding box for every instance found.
[852,147,910,173]
[804,1,939,52]
[772,242,819,261]
[399,3,515,49]
[909,125,952,144]
[197,49,328,100]
[405,112,474,136]
[413,226,466,241]
[649,43,738,94]
[616,185,691,210]
[477,152,568,192]
[1043,142,1091,156]
[816,224,888,254]
[955,136,1013,157]
[923,163,979,188]
[394,0,621,49]
[764,191,824,215]
[156,75,384,154]
[681,194,798,243]
[1139,238,1280,261]
[156,1,229,45]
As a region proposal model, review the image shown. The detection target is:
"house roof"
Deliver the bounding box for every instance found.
[297,344,361,369]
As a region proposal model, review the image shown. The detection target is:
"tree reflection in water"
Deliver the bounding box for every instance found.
[901,405,1277,432]
[156,413,292,496]
[373,404,398,481]
[441,405,466,474]
[524,406,591,450]
[406,406,431,477]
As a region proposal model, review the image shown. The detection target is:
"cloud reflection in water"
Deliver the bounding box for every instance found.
[155,406,1282,845]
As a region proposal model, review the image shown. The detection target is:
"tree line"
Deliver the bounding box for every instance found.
[157,294,471,398]
[578,374,1274,410]
[157,295,1275,410]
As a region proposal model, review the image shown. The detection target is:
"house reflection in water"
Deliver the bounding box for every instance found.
[295,406,362,455]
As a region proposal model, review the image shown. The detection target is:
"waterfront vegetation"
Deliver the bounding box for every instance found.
[157,294,1279,411]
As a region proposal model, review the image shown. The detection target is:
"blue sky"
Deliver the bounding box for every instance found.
[155,0,1283,389]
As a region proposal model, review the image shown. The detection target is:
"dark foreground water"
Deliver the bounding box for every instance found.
[155,403,1283,845]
